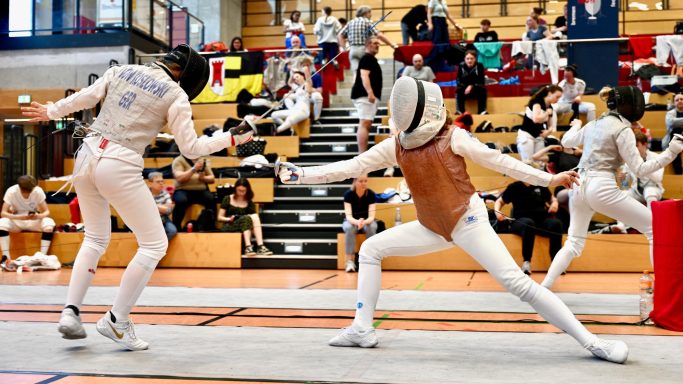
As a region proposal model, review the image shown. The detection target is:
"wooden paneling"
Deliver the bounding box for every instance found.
[190,103,238,120]
[337,232,651,272]
[0,89,68,118]
[9,232,242,268]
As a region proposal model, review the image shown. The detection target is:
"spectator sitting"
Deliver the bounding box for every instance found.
[664,92,683,174]
[217,178,272,256]
[284,10,306,49]
[494,179,563,275]
[290,56,323,122]
[474,19,498,42]
[517,85,562,162]
[230,37,247,52]
[551,4,568,39]
[400,4,428,45]
[287,35,310,59]
[555,65,596,122]
[0,175,55,271]
[530,7,548,26]
[148,172,177,241]
[456,50,488,115]
[338,6,398,72]
[342,175,377,272]
[402,54,436,82]
[314,6,342,69]
[273,70,311,134]
[523,14,551,42]
[171,156,216,231]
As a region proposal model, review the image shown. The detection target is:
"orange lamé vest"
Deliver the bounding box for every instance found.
[395,126,476,241]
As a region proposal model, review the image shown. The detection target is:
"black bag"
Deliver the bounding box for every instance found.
[236,137,267,157]
[196,208,217,232]
[376,220,386,233]
[675,21,683,35]
[635,64,661,80]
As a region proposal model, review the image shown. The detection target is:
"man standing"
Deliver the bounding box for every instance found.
[402,54,436,82]
[148,172,177,241]
[0,175,55,270]
[351,37,382,153]
[338,5,397,72]
[172,155,216,231]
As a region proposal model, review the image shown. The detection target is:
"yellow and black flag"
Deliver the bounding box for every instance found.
[193,51,264,103]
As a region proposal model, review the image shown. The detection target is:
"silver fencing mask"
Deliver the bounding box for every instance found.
[390,77,446,149]
[606,86,645,122]
[163,44,209,101]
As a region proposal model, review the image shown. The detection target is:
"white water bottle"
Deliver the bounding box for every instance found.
[394,207,402,227]
[639,270,654,324]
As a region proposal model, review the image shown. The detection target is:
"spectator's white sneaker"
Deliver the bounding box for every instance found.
[58,307,86,339]
[96,311,149,351]
[585,338,629,364]
[521,261,531,275]
[345,260,356,272]
[329,327,378,348]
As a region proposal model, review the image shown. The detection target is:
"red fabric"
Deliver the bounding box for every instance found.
[394,43,433,65]
[650,200,683,331]
[68,197,80,224]
[629,36,654,59]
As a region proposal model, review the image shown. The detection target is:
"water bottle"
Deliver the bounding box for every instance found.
[639,270,654,324]
[394,207,402,227]
[186,222,194,233]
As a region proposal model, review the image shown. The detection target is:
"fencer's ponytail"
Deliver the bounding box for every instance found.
[599,86,613,105]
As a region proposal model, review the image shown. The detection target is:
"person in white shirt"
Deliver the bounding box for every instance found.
[401,54,436,82]
[554,65,596,122]
[542,86,683,289]
[314,6,342,69]
[0,175,55,271]
[284,10,306,49]
[273,70,312,134]
[278,77,630,364]
[21,44,253,351]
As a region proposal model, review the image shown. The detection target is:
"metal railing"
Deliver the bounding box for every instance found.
[4,0,205,49]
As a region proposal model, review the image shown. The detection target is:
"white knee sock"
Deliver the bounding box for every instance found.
[111,257,156,322]
[0,235,9,258]
[527,283,597,347]
[542,246,574,289]
[40,239,51,255]
[352,263,382,330]
[65,245,102,308]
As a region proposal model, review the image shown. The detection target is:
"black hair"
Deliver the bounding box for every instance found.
[234,178,254,202]
[230,37,244,52]
[531,84,563,101]
[323,6,332,15]
[290,10,301,20]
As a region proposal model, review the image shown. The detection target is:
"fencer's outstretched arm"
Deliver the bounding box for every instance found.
[450,128,552,186]
[281,138,397,184]
[560,119,586,148]
[617,128,681,178]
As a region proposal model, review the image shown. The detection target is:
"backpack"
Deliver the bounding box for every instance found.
[196,208,217,232]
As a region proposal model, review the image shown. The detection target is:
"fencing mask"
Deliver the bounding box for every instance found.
[606,86,645,122]
[163,44,209,101]
[390,77,446,149]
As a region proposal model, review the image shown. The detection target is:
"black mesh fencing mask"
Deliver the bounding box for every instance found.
[164,44,209,101]
[607,86,645,122]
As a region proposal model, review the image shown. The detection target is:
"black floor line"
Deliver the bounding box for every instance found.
[298,273,339,289]
[197,308,248,326]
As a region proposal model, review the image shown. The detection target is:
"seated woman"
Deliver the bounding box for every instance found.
[456,51,487,115]
[342,175,377,272]
[218,178,272,256]
[272,70,311,134]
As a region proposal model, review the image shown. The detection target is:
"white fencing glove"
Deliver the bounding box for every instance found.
[278,161,302,184]
[669,134,683,154]
[228,120,256,146]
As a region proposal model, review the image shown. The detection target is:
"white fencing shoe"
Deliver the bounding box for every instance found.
[58,307,86,339]
[96,311,149,351]
[329,327,378,348]
[586,338,629,364]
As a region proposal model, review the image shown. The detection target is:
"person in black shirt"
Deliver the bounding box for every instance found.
[351,36,382,153]
[401,5,428,45]
[517,84,563,162]
[456,50,488,114]
[342,175,377,272]
[551,4,568,39]
[495,181,563,275]
[474,19,499,42]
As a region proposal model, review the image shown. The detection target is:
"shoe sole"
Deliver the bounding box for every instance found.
[58,325,86,339]
[329,339,378,348]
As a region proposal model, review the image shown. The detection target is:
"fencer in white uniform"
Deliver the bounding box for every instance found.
[279,77,630,364]
[272,70,311,134]
[542,86,683,289]
[21,44,254,350]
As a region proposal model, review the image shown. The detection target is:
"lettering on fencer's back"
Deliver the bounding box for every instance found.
[90,64,183,154]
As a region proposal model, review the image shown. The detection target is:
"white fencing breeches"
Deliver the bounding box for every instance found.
[65,142,168,319]
[272,108,309,133]
[516,129,547,162]
[353,193,596,347]
[554,101,597,122]
[542,173,653,289]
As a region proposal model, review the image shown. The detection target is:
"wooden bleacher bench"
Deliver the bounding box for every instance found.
[336,232,650,272]
[8,232,242,268]
[190,103,238,120]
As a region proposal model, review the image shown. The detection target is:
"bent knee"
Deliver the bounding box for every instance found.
[358,237,384,265]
